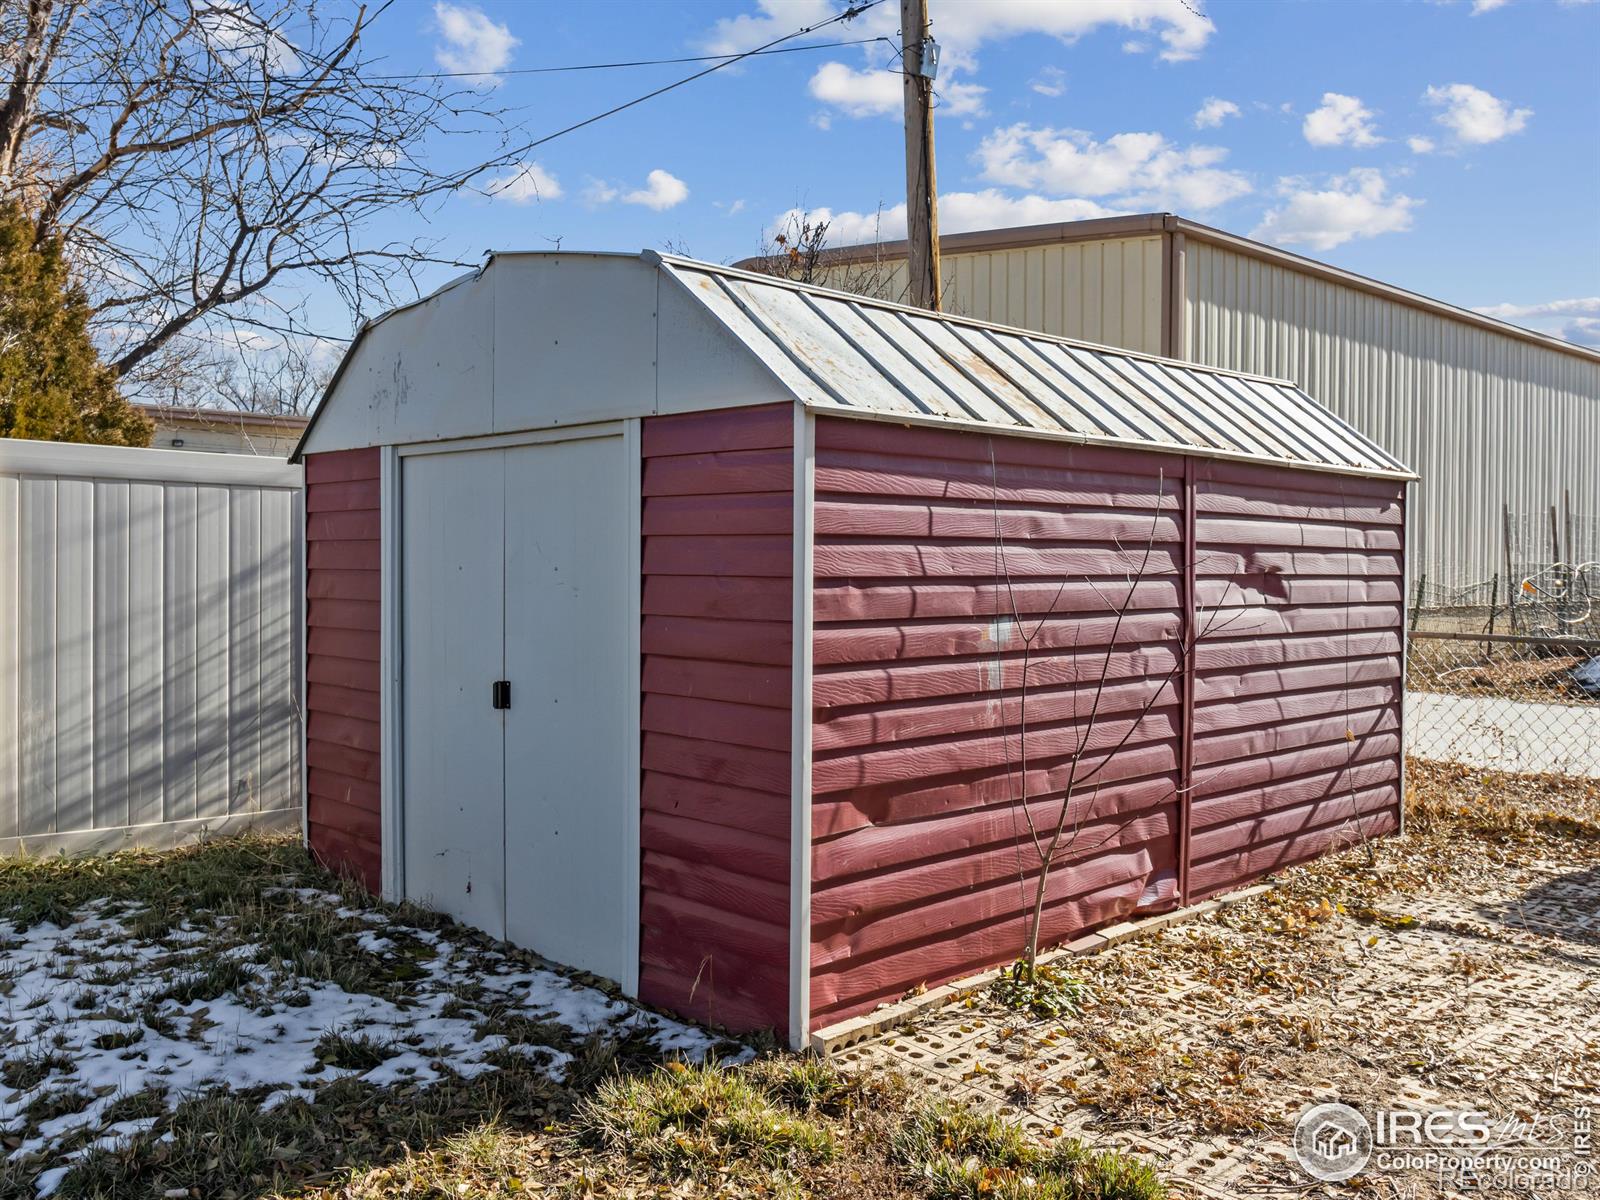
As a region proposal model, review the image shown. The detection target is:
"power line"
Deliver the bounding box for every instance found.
[373,36,891,81]
[481,0,886,179]
[38,35,892,88]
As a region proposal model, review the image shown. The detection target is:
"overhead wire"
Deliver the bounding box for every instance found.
[485,0,887,171]
[37,34,893,87]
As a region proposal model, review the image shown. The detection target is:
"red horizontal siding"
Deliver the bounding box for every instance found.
[809,419,1184,1031]
[637,405,793,1038]
[303,447,382,892]
[1184,458,1405,901]
[806,419,1405,1032]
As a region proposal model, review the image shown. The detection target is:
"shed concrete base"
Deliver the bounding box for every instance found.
[810,883,1273,1054]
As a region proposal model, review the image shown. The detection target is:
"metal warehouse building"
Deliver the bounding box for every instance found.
[293,250,1411,1044]
[790,214,1600,592]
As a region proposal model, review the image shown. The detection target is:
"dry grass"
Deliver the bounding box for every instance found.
[1407,641,1600,707]
[860,759,1600,1198]
[1074,761,1600,1128]
[317,1059,1165,1200]
[0,838,1161,1200]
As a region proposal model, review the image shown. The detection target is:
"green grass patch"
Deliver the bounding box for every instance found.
[152,956,258,1005]
[22,1087,93,1124]
[0,838,309,932]
[313,1030,399,1072]
[990,961,1089,1021]
[892,1102,1165,1200]
[99,1086,168,1126]
[0,1048,73,1091]
[90,1027,143,1051]
[575,1060,835,1181]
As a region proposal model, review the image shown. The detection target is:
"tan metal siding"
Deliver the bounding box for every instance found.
[148,426,303,456]
[816,236,1166,357]
[1184,240,1600,589]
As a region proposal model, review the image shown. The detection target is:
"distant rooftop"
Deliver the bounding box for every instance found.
[738,212,1599,365]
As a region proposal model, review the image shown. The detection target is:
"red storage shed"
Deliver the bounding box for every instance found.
[291,251,1414,1047]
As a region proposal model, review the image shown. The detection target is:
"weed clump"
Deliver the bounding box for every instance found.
[991,961,1089,1021]
[574,1060,835,1180]
[892,1101,1165,1200]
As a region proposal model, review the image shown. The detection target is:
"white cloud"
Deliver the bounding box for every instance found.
[1557,318,1600,347]
[1471,0,1510,11]
[700,0,837,55]
[587,169,689,210]
[935,80,988,117]
[772,191,1120,245]
[705,0,1214,63]
[1251,168,1419,251]
[708,2,1213,127]
[722,198,748,216]
[807,62,899,116]
[977,123,1252,211]
[935,0,1216,64]
[1030,67,1066,98]
[1407,135,1436,154]
[1474,298,1600,346]
[624,169,689,210]
[1302,92,1382,148]
[1424,82,1531,144]
[1193,97,1240,129]
[197,2,302,73]
[433,1,518,88]
[485,161,560,204]
[807,60,985,119]
[1474,296,1600,320]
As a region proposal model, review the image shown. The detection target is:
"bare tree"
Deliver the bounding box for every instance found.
[985,448,1245,986]
[746,206,911,303]
[0,0,517,398]
[142,328,334,413]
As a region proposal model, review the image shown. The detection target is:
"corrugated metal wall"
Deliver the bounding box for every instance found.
[638,405,794,1036]
[0,441,302,855]
[817,236,1166,356]
[303,447,383,891]
[1184,240,1600,589]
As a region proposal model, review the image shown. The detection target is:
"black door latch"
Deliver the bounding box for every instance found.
[492,680,511,709]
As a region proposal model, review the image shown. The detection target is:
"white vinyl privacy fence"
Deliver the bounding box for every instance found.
[0,440,303,855]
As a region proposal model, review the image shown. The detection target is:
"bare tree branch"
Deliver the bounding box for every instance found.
[1,0,519,401]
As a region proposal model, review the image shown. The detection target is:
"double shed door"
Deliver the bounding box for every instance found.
[400,430,637,989]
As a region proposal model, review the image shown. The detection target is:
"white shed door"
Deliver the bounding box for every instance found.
[503,435,634,984]
[401,448,507,938]
[401,432,636,987]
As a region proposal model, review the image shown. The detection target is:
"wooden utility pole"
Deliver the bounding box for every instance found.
[901,0,941,311]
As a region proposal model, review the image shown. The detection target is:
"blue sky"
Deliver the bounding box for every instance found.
[332,0,1599,345]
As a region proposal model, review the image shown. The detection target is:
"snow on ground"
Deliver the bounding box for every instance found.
[0,886,731,1189]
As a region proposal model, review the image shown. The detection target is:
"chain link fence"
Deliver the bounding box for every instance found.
[1406,632,1600,778]
[1411,501,1599,637]
[1404,496,1599,779]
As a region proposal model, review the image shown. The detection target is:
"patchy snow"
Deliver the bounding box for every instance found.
[0,891,733,1188]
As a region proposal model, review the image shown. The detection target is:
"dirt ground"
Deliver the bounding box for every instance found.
[835,761,1600,1199]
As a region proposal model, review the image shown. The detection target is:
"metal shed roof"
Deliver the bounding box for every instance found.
[652,252,1414,481]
